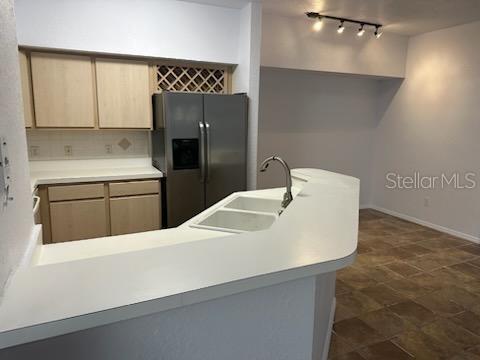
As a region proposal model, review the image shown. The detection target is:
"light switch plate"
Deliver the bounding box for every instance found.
[0,137,11,199]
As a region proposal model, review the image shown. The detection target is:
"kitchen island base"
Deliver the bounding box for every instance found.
[1,273,336,360]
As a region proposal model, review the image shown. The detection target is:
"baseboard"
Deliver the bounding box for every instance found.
[370,205,480,244]
[359,204,372,210]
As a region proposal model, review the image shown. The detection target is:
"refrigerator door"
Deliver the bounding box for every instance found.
[164,92,206,227]
[203,94,247,207]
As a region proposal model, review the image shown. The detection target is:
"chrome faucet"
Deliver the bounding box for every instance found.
[260,156,293,210]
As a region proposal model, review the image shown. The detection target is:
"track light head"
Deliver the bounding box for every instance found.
[374,26,383,38]
[337,21,345,34]
[313,16,324,32]
[357,24,365,37]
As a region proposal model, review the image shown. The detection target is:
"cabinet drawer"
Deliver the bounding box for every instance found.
[109,180,159,197]
[48,183,105,201]
[50,199,108,243]
[110,194,160,235]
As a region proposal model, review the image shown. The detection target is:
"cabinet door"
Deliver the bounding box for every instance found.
[30,52,96,128]
[50,199,108,243]
[18,51,34,127]
[110,195,160,235]
[96,59,152,129]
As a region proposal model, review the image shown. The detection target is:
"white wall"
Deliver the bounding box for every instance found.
[261,12,409,79]
[14,0,241,64]
[372,21,480,240]
[257,67,380,206]
[232,2,262,189]
[0,0,35,297]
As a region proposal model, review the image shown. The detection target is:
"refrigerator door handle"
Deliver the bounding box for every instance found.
[199,122,206,183]
[205,122,211,182]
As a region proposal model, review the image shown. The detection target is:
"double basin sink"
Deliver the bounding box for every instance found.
[190,195,284,233]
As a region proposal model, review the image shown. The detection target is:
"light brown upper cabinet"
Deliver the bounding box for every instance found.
[95,59,152,129]
[30,52,96,128]
[18,51,34,127]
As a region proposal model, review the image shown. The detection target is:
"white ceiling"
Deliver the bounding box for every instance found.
[182,0,480,35]
[178,0,249,8]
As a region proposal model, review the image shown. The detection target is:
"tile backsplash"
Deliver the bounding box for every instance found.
[27,130,150,161]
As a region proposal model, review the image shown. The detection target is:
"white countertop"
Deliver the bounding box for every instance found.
[0,168,359,349]
[29,158,162,191]
[36,187,295,266]
[38,227,229,265]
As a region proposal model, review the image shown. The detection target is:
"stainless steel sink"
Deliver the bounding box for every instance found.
[192,209,277,233]
[224,196,282,214]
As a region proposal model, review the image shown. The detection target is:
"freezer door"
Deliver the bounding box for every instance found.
[204,94,247,207]
[164,92,205,227]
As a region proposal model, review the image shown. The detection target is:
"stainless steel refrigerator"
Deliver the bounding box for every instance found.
[151,92,248,228]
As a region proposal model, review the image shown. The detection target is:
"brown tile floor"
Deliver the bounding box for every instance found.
[329,209,480,360]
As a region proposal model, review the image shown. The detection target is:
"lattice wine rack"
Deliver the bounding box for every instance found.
[154,64,228,94]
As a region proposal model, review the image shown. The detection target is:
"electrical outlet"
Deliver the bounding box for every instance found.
[424,197,430,207]
[64,145,73,156]
[105,144,113,154]
[29,146,40,158]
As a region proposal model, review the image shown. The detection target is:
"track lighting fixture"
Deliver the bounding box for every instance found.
[306,12,383,39]
[357,24,365,37]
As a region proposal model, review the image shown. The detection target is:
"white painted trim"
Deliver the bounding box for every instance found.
[370,205,480,244]
[321,297,336,360]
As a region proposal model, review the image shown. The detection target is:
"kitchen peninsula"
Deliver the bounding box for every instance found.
[0,168,359,359]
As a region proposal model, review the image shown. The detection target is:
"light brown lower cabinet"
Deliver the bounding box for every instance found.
[110,194,160,235]
[50,199,108,243]
[40,179,161,243]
